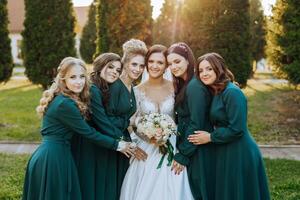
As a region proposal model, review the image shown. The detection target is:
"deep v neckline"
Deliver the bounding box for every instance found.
[139,89,174,106]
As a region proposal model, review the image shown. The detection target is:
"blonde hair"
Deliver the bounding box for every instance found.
[36,57,90,118]
[121,39,147,64]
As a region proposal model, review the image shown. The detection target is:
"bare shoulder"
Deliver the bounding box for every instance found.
[164,79,174,92]
[134,82,147,93]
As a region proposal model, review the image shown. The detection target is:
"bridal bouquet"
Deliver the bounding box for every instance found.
[136,113,177,168]
[136,113,177,146]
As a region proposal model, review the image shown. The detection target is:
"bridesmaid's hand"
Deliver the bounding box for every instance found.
[188,131,211,145]
[134,147,148,161]
[171,160,185,175]
[118,141,136,158]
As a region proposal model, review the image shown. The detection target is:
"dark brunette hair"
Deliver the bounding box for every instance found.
[167,42,195,108]
[145,44,168,71]
[196,52,235,94]
[90,53,122,108]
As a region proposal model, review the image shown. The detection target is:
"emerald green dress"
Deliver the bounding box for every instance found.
[210,82,270,200]
[106,79,136,198]
[71,84,124,200]
[174,77,216,200]
[22,94,118,200]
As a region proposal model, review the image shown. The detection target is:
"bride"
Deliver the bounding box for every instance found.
[120,45,194,200]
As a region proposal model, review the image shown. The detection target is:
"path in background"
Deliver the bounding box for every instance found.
[0,142,299,160]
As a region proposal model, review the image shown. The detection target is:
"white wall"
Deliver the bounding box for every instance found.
[9,33,82,64]
[75,34,81,58]
[9,33,23,65]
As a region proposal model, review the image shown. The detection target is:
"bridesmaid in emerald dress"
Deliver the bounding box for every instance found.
[167,43,216,200]
[72,53,147,200]
[106,39,148,197]
[189,52,270,200]
[22,57,133,200]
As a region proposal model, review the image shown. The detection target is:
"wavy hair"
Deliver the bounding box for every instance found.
[196,52,235,94]
[36,57,90,118]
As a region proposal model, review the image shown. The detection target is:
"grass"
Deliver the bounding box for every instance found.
[0,65,92,142]
[0,153,30,199]
[265,158,300,200]
[0,153,298,199]
[244,74,300,144]
[0,78,42,141]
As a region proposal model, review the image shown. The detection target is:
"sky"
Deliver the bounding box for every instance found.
[72,0,277,19]
[261,0,277,16]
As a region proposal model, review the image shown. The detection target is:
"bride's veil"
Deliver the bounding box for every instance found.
[141,67,173,83]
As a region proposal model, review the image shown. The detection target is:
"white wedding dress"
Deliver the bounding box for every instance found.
[120,87,194,200]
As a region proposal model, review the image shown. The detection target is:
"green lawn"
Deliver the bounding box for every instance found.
[265,158,300,200]
[0,78,42,141]
[0,153,299,199]
[244,77,300,144]
[0,153,30,199]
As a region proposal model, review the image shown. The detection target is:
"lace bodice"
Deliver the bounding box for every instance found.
[133,87,175,120]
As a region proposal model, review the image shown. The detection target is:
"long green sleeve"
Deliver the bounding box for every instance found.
[90,85,123,139]
[174,78,212,166]
[211,87,247,144]
[106,79,136,139]
[106,79,126,130]
[57,97,118,150]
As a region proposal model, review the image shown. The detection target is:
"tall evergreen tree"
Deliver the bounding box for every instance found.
[180,0,218,57]
[80,1,96,63]
[0,0,13,83]
[116,0,152,53]
[213,0,252,87]
[250,0,266,63]
[181,0,252,87]
[22,0,76,89]
[153,0,182,46]
[267,0,300,86]
[95,0,152,55]
[95,0,109,57]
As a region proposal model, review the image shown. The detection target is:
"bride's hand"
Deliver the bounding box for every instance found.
[188,131,211,145]
[117,141,136,158]
[171,160,185,175]
[134,146,148,161]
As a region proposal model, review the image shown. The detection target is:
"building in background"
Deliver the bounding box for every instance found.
[7,0,89,64]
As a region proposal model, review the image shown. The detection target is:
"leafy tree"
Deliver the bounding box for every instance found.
[0,0,13,83]
[80,1,97,63]
[22,0,76,89]
[180,0,217,57]
[213,0,252,87]
[95,0,152,55]
[95,0,109,56]
[153,0,182,46]
[181,0,252,87]
[267,0,300,86]
[250,0,266,67]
